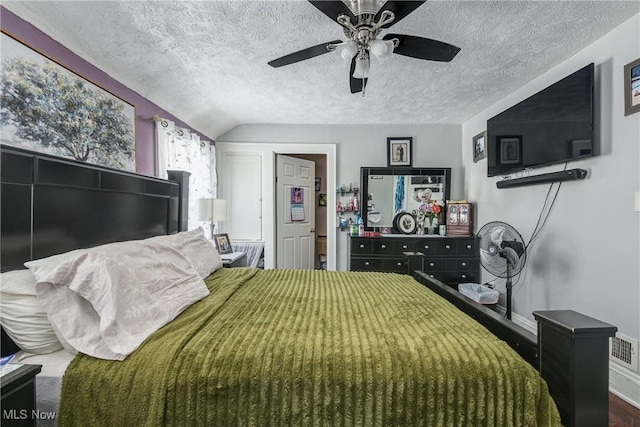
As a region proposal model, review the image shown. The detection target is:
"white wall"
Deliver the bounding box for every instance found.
[217,124,463,271]
[462,14,640,405]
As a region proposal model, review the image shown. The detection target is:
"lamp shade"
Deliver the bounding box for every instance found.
[198,198,228,222]
[352,56,370,79]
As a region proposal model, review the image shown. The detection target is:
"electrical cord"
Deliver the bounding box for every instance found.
[526,163,567,251]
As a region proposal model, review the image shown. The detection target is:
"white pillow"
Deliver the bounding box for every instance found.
[145,227,223,278]
[180,227,223,278]
[0,270,63,354]
[25,238,209,360]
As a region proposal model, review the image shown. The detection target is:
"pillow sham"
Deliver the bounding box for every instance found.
[145,227,223,278]
[0,270,63,354]
[179,227,223,277]
[25,239,209,361]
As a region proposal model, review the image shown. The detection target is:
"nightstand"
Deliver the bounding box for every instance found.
[1,364,42,427]
[222,251,247,268]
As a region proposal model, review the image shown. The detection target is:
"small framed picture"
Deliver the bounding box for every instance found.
[318,193,327,206]
[472,131,487,163]
[387,137,412,167]
[315,177,321,191]
[624,57,640,116]
[213,233,233,254]
[499,136,522,165]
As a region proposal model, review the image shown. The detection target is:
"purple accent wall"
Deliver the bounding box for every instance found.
[0,7,214,176]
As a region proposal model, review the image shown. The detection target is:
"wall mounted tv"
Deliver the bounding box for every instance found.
[487,63,596,177]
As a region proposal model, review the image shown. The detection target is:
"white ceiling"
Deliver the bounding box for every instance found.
[3,1,639,139]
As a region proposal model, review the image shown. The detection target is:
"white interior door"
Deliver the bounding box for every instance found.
[276,154,315,269]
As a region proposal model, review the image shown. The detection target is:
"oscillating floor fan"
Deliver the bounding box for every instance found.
[477,221,527,320]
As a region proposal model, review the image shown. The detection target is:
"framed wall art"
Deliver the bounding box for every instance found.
[499,136,522,165]
[0,31,136,171]
[472,131,487,163]
[624,57,640,116]
[387,137,412,167]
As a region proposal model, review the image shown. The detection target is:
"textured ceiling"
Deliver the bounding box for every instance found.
[3,1,639,139]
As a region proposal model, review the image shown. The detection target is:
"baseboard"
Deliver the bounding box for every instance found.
[610,364,640,409]
[509,310,640,410]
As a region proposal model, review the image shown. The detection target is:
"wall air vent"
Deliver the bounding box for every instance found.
[610,333,638,372]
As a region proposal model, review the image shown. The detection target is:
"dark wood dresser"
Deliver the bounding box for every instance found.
[349,235,480,287]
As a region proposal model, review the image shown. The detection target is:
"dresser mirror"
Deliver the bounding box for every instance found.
[360,167,452,231]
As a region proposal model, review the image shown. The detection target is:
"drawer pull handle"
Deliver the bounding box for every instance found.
[467,244,472,249]
[461,274,467,279]
[445,245,451,249]
[365,262,370,266]
[360,244,365,248]
[402,245,407,249]
[397,262,402,266]
[429,262,435,267]
[424,245,429,249]
[381,244,386,249]
[461,262,467,267]
[429,274,435,278]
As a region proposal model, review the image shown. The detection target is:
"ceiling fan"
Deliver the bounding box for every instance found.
[267,0,461,95]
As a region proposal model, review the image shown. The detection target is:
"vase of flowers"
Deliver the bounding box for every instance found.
[412,199,443,235]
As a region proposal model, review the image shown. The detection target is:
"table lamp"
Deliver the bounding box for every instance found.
[198,198,228,238]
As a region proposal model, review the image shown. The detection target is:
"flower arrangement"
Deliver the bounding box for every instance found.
[412,199,443,224]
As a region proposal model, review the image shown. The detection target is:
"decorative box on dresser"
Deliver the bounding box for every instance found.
[349,235,480,287]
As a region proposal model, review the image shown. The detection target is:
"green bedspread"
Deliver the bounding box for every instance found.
[59,268,560,426]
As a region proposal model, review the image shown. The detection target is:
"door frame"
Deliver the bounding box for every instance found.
[215,142,336,270]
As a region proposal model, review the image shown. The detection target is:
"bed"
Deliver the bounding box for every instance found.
[0,145,562,426]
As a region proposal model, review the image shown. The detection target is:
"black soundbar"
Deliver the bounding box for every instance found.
[497,168,588,189]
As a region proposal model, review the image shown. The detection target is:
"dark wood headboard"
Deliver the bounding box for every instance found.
[1,145,188,272]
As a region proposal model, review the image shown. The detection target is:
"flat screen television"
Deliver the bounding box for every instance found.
[487,63,596,177]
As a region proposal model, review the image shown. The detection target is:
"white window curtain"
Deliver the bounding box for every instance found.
[155,117,217,235]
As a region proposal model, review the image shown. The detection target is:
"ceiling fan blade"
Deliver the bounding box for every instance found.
[308,1,355,23]
[375,1,426,28]
[268,40,342,68]
[349,56,367,94]
[384,34,460,62]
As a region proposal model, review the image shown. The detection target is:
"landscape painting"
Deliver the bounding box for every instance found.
[0,32,135,171]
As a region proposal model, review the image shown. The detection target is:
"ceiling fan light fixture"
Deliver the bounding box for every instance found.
[340,40,358,60]
[353,56,370,79]
[369,38,394,58]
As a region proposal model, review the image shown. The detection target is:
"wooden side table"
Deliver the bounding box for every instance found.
[1,364,42,427]
[533,310,617,427]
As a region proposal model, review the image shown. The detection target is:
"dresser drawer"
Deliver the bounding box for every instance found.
[350,257,381,271]
[382,258,407,273]
[373,240,394,254]
[415,238,446,254]
[391,239,415,253]
[454,238,478,255]
[423,258,446,272]
[351,239,375,254]
[446,258,479,271]
[421,271,447,282]
[444,269,480,283]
